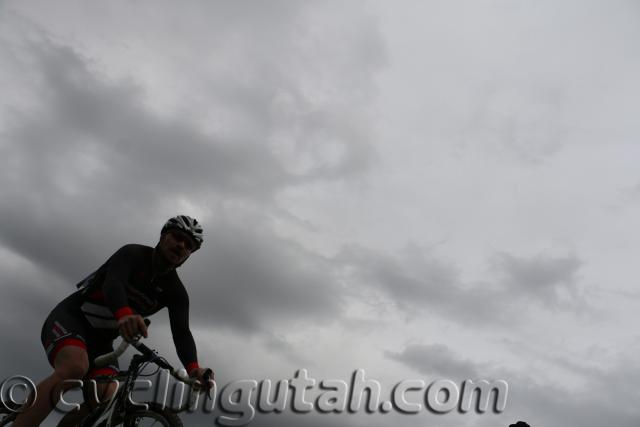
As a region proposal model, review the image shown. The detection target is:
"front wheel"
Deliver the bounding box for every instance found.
[59,403,182,427]
[113,404,182,427]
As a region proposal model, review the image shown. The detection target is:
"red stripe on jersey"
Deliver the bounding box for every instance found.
[114,306,134,320]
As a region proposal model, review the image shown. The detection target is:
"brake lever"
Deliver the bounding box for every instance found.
[202,368,214,399]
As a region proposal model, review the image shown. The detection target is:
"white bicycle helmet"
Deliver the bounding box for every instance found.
[161,215,203,250]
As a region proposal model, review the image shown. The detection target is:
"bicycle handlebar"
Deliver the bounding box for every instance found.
[93,318,150,367]
[93,319,204,388]
[93,339,129,367]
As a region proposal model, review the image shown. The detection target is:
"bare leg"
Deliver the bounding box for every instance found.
[13,346,89,427]
[55,376,119,426]
[54,403,91,427]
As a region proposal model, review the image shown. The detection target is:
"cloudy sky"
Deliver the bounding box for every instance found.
[1,1,639,426]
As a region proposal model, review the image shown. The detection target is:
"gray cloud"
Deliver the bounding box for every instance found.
[337,244,460,309]
[0,37,282,282]
[391,342,640,427]
[0,6,387,426]
[335,244,576,326]
[0,1,385,320]
[460,81,569,164]
[490,252,583,307]
[0,2,633,427]
[186,220,344,334]
[504,375,640,427]
[1,37,292,195]
[386,344,482,380]
[0,255,73,381]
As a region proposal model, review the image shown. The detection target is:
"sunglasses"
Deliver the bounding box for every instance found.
[167,229,198,252]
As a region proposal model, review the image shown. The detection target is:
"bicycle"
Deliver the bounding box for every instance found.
[1,322,212,427]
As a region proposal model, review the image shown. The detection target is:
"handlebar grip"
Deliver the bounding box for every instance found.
[94,319,150,367]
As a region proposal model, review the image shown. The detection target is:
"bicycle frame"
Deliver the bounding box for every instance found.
[82,357,148,427]
[73,336,210,427]
[0,322,211,426]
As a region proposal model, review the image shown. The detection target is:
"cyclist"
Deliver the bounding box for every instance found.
[14,215,213,426]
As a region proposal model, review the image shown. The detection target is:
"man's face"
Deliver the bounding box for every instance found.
[158,229,197,266]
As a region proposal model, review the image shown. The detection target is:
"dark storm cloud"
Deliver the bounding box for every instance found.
[0,254,77,380]
[0,1,384,286]
[0,2,387,408]
[186,220,344,334]
[3,37,292,195]
[0,274,54,370]
[0,36,284,282]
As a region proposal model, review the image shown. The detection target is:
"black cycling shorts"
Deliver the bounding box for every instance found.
[40,292,119,378]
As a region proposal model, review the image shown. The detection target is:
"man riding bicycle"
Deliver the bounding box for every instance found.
[14,215,213,426]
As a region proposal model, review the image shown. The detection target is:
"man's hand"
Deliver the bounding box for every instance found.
[190,367,215,391]
[117,314,148,342]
